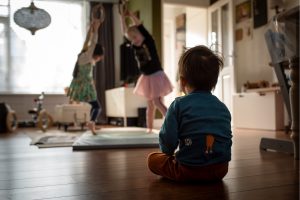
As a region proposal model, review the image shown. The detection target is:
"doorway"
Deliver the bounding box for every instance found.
[208,0,235,113]
[163,3,208,107]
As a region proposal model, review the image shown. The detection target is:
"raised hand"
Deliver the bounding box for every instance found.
[92,4,105,23]
[118,0,129,16]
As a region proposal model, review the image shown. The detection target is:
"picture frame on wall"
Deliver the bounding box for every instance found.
[176,13,186,31]
[253,0,268,28]
[175,13,186,52]
[235,0,252,24]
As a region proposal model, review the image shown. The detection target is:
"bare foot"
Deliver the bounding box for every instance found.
[87,121,97,135]
[146,128,152,133]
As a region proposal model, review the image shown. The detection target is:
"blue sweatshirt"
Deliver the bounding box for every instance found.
[159,91,232,166]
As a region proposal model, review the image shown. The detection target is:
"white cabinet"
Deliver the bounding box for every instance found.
[233,91,284,130]
[105,87,147,126]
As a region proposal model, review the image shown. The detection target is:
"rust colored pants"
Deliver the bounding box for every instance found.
[148,152,228,182]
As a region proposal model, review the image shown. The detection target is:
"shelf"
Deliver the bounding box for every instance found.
[277,5,299,22]
[245,87,280,93]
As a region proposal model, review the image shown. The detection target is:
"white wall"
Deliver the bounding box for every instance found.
[163,4,186,106]
[234,0,298,125]
[186,7,207,47]
[235,0,299,92]
[0,94,69,121]
[235,0,272,92]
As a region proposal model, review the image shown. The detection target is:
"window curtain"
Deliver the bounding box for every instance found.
[91,2,115,123]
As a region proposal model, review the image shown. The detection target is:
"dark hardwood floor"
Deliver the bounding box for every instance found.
[0,128,298,200]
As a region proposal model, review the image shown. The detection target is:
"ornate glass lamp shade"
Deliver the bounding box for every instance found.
[13,2,51,35]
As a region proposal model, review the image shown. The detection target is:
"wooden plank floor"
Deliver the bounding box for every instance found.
[0,128,298,200]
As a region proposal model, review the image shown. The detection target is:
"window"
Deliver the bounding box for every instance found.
[0,0,9,16]
[0,0,9,6]
[0,0,87,94]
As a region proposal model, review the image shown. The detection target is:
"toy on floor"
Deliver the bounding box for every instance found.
[0,103,18,133]
[6,105,18,132]
[28,92,53,132]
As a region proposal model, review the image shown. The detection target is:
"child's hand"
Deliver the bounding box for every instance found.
[119,0,129,16]
[92,4,105,22]
[126,11,135,17]
[92,4,102,19]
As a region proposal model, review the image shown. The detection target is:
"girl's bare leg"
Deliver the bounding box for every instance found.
[147,100,155,132]
[87,121,96,135]
[153,97,167,116]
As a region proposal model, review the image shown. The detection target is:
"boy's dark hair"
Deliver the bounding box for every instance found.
[93,44,104,57]
[178,45,223,91]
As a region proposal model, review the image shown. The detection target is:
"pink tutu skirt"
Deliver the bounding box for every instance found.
[134,70,173,100]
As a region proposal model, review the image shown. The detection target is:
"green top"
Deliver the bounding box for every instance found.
[67,27,98,102]
[67,63,97,102]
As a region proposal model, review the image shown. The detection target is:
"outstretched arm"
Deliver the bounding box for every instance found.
[120,11,128,35]
[127,11,141,26]
[78,5,102,65]
[81,24,94,53]
[78,21,100,65]
[81,4,103,52]
[120,10,142,35]
[127,11,153,41]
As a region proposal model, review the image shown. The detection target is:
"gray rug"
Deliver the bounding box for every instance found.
[73,127,159,150]
[26,130,83,148]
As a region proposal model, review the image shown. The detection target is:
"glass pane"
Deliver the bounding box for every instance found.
[221,3,229,67]
[0,0,8,6]
[211,10,218,52]
[0,23,8,92]
[0,6,9,16]
[4,0,85,94]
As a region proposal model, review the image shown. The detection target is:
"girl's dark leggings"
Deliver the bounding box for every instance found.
[89,100,101,122]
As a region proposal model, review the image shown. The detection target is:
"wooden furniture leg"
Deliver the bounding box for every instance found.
[289,56,299,160]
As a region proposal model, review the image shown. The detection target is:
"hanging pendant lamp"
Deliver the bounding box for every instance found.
[13,1,51,35]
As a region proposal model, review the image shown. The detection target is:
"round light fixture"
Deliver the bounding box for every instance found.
[13,1,51,35]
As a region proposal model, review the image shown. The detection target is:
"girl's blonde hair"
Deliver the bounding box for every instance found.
[125,25,140,38]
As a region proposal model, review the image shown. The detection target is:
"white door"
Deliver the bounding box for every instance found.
[208,0,235,114]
